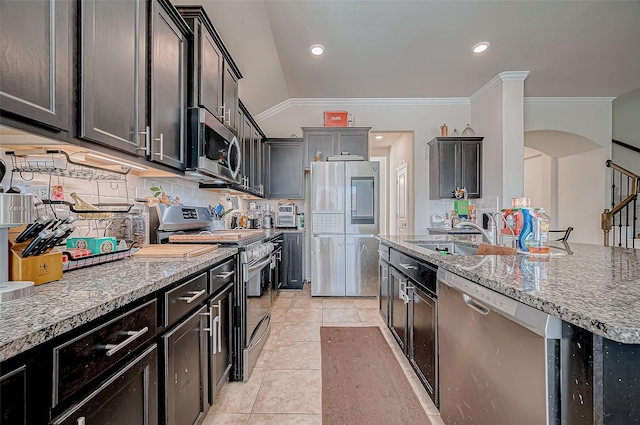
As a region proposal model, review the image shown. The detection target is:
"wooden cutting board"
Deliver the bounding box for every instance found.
[169,229,265,243]
[477,243,517,255]
[132,244,218,258]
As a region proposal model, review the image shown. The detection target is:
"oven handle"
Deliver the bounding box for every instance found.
[247,315,271,351]
[248,257,272,274]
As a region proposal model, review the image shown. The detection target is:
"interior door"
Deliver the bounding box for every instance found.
[396,162,408,236]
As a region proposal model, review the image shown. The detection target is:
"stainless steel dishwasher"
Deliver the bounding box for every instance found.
[437,269,561,425]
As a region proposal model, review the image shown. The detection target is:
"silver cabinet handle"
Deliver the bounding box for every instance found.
[216,301,222,351]
[104,326,149,357]
[218,104,226,121]
[225,108,231,125]
[138,125,149,154]
[178,289,207,304]
[212,316,219,353]
[399,262,417,270]
[405,284,414,304]
[77,417,86,425]
[399,281,406,301]
[154,133,163,160]
[215,271,235,279]
[462,294,490,315]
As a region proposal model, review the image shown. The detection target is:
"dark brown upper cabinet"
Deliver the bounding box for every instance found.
[0,0,70,131]
[149,0,191,170]
[78,0,147,155]
[428,136,483,199]
[177,6,242,136]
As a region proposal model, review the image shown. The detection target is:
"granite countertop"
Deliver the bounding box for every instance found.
[380,235,640,344]
[0,247,237,362]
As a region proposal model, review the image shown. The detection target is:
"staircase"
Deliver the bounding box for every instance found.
[601,160,639,247]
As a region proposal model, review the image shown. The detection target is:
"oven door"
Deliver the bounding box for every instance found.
[242,254,272,380]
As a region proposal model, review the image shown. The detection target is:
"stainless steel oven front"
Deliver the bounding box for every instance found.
[240,243,273,381]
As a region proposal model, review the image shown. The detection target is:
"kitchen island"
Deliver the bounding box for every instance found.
[380,234,640,424]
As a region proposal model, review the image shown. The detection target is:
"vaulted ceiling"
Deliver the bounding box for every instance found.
[175,1,640,116]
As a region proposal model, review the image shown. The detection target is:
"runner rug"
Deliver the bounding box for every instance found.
[320,326,432,425]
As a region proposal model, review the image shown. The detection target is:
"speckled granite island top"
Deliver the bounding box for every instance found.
[380,235,640,344]
[0,247,237,362]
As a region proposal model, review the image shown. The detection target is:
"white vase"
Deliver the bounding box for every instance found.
[462,124,475,136]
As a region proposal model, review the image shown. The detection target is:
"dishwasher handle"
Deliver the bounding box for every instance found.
[462,294,490,315]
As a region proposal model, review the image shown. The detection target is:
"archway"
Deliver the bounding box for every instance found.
[524,130,606,244]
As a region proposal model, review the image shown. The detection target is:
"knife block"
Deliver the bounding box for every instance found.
[7,227,63,285]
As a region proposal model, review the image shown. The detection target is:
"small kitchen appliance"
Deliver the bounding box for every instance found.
[275,202,296,228]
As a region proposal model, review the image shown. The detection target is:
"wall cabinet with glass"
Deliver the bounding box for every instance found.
[302,127,370,169]
[428,137,483,199]
[237,101,265,197]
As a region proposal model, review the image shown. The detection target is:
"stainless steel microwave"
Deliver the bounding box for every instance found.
[185,107,240,184]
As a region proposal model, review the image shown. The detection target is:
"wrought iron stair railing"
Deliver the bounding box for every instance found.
[601,160,639,247]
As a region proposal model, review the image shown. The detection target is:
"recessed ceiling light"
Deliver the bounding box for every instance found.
[310,44,325,56]
[375,135,383,139]
[472,42,490,54]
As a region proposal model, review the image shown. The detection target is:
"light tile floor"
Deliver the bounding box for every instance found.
[203,288,445,425]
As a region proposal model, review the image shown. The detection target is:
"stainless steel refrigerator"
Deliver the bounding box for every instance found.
[310,161,379,297]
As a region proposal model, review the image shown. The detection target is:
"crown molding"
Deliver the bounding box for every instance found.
[469,71,530,103]
[524,97,616,104]
[254,97,470,122]
[499,71,530,81]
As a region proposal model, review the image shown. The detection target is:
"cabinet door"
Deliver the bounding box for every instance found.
[461,141,482,198]
[151,0,187,170]
[379,260,390,325]
[305,132,335,167]
[163,305,208,425]
[222,63,238,133]
[79,0,147,154]
[0,0,70,131]
[389,267,408,353]
[52,345,158,425]
[439,141,459,199]
[199,29,223,119]
[283,232,303,289]
[1,364,26,425]
[264,140,304,199]
[409,285,438,406]
[338,131,369,158]
[252,128,263,195]
[241,111,252,188]
[209,286,232,405]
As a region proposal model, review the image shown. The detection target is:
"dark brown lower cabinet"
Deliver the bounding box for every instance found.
[51,344,158,425]
[161,305,208,425]
[208,284,233,405]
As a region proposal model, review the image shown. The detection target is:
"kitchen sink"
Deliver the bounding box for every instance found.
[413,242,479,256]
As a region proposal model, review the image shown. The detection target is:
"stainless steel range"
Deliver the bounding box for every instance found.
[149,204,274,381]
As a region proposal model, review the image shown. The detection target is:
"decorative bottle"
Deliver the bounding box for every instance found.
[517,207,534,252]
[530,209,550,254]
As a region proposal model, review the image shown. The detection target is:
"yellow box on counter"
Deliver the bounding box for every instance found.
[9,249,63,285]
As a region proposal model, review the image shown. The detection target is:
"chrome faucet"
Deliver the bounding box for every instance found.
[493,212,516,248]
[454,221,496,245]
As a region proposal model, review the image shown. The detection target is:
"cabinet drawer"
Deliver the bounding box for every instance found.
[164,272,208,327]
[390,249,437,294]
[52,344,158,425]
[210,259,235,294]
[53,299,157,407]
